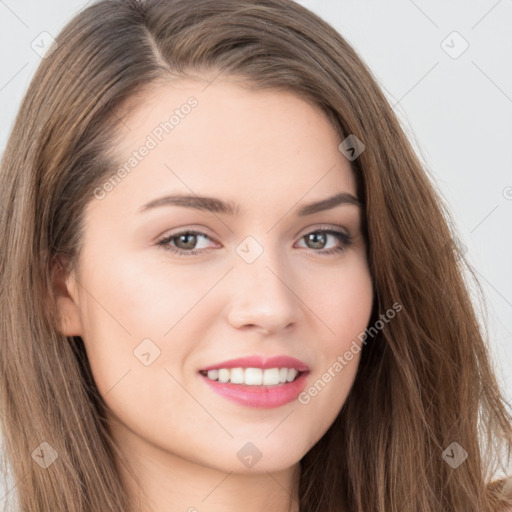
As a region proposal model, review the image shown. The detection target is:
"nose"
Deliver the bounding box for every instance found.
[226,242,299,335]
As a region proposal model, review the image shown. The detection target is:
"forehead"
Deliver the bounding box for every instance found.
[96,78,357,215]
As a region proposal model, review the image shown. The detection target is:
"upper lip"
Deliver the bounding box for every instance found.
[200,355,310,372]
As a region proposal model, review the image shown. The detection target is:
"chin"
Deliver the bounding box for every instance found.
[202,437,309,474]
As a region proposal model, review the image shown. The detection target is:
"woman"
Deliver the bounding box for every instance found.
[1,0,511,510]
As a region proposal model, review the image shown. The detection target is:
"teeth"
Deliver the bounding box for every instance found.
[230,367,244,384]
[207,369,218,381]
[245,368,262,385]
[218,368,230,383]
[263,368,280,385]
[287,368,298,382]
[202,367,302,386]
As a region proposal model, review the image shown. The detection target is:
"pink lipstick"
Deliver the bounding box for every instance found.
[199,355,310,409]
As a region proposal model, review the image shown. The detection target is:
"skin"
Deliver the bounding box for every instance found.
[54,77,374,512]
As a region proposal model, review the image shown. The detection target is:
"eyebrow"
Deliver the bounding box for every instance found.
[138,191,361,216]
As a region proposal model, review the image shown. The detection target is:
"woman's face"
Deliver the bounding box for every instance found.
[57,78,373,474]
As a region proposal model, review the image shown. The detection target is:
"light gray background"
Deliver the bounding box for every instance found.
[1,0,511,482]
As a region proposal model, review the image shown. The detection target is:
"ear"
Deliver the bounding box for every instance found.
[51,256,83,336]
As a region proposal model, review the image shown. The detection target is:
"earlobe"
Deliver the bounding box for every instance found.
[51,256,83,337]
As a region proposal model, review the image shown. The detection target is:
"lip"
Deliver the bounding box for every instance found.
[199,355,310,372]
[200,371,309,409]
[198,355,310,409]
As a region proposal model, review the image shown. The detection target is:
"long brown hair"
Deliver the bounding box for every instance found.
[1,0,511,510]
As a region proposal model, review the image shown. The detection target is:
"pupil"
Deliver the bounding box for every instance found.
[308,232,326,249]
[178,234,196,249]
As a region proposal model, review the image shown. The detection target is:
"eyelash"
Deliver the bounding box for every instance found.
[156,227,352,257]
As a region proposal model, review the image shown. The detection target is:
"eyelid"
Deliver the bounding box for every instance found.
[154,225,219,243]
[295,223,350,239]
[158,229,220,249]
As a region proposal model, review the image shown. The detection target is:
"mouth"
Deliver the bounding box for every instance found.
[199,367,304,386]
[198,355,310,408]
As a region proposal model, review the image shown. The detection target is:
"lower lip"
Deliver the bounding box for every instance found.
[199,372,309,409]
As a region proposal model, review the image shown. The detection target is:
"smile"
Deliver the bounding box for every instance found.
[199,367,301,386]
[198,355,310,408]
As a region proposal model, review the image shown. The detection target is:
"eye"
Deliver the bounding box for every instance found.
[157,230,218,256]
[156,227,352,257]
[295,228,352,255]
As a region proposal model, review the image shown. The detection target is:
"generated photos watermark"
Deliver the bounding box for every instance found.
[298,301,403,404]
[93,96,198,200]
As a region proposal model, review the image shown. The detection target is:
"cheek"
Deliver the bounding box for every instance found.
[310,253,374,351]
[297,255,373,416]
[76,269,196,443]
[78,249,219,339]
[75,250,224,414]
